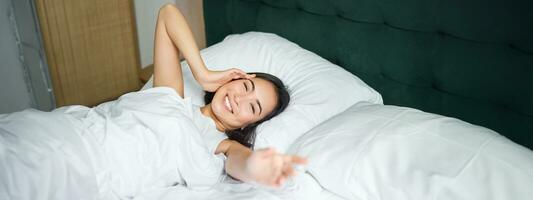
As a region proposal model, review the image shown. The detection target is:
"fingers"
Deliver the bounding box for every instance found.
[253,148,308,188]
[282,162,295,177]
[260,147,277,158]
[282,155,308,166]
[230,68,255,80]
[272,162,297,188]
[291,156,308,165]
[274,176,285,188]
[272,155,306,187]
[270,153,284,187]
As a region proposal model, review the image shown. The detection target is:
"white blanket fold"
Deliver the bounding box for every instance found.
[0,110,98,200]
[289,102,533,200]
[0,87,226,199]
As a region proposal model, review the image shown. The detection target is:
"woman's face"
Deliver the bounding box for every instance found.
[210,77,278,130]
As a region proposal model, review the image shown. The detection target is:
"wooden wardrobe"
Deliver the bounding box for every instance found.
[35,0,141,107]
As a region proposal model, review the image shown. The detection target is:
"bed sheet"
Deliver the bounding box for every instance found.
[289,102,533,200]
[0,109,99,199]
[134,172,345,200]
[0,91,345,199]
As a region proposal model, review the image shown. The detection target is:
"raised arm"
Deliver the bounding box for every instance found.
[153,4,253,97]
[153,4,208,97]
[216,139,307,187]
[155,4,305,187]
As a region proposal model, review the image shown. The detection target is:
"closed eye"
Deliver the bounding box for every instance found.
[250,103,255,114]
[243,81,248,91]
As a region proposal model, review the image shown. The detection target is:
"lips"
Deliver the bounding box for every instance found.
[224,95,233,113]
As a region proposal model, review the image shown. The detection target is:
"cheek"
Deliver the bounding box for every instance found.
[211,96,223,113]
[237,110,255,124]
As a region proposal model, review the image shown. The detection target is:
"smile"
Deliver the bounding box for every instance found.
[224,95,233,113]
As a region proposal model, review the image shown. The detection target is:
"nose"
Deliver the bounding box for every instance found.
[234,92,254,104]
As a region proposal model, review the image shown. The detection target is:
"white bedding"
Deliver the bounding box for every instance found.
[0,87,341,200]
[0,109,98,199]
[289,102,533,200]
[132,172,343,200]
[3,30,532,199]
[142,32,383,152]
[5,99,532,200]
[1,88,225,199]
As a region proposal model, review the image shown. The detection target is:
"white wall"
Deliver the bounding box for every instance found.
[0,0,32,114]
[134,0,205,68]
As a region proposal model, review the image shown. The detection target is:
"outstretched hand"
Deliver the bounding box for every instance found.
[244,148,308,188]
[198,68,255,92]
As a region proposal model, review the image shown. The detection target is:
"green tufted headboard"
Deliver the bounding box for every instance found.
[203,0,533,150]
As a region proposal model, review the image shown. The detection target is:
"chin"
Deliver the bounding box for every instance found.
[211,92,229,121]
[211,96,224,117]
[212,91,241,130]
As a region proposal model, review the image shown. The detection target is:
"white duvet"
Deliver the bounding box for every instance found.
[0,109,98,199]
[0,87,339,200]
[0,88,533,200]
[289,102,533,200]
[2,88,533,200]
[0,87,226,199]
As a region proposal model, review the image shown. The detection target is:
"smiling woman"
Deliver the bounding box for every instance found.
[151,4,304,187]
[206,77,278,130]
[0,3,306,199]
[203,72,290,148]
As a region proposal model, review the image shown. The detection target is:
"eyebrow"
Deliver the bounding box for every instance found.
[248,79,255,91]
[248,79,262,115]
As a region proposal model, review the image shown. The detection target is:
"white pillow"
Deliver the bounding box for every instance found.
[143,32,382,151]
[288,102,533,200]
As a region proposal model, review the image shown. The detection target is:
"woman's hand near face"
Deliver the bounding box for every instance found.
[198,68,255,92]
[245,148,308,187]
[153,5,254,96]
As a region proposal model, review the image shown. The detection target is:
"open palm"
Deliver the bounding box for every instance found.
[198,68,255,92]
[245,148,307,187]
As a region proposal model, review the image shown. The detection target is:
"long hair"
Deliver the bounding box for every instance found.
[204,72,290,149]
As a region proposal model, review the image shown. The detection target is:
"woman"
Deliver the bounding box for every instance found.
[0,3,305,199]
[152,3,305,187]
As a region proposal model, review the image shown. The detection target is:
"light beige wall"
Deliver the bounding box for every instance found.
[175,0,205,49]
[134,0,206,68]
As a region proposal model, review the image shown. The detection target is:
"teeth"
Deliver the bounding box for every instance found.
[225,96,232,112]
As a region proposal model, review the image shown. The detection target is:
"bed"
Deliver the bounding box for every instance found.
[203,0,533,150]
[1,0,532,199]
[139,32,533,200]
[198,0,533,199]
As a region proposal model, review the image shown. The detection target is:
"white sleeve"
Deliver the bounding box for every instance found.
[131,87,192,115]
[172,119,226,190]
[109,87,225,189]
[202,129,229,156]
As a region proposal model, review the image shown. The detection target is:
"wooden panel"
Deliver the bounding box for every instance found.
[36,0,140,107]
